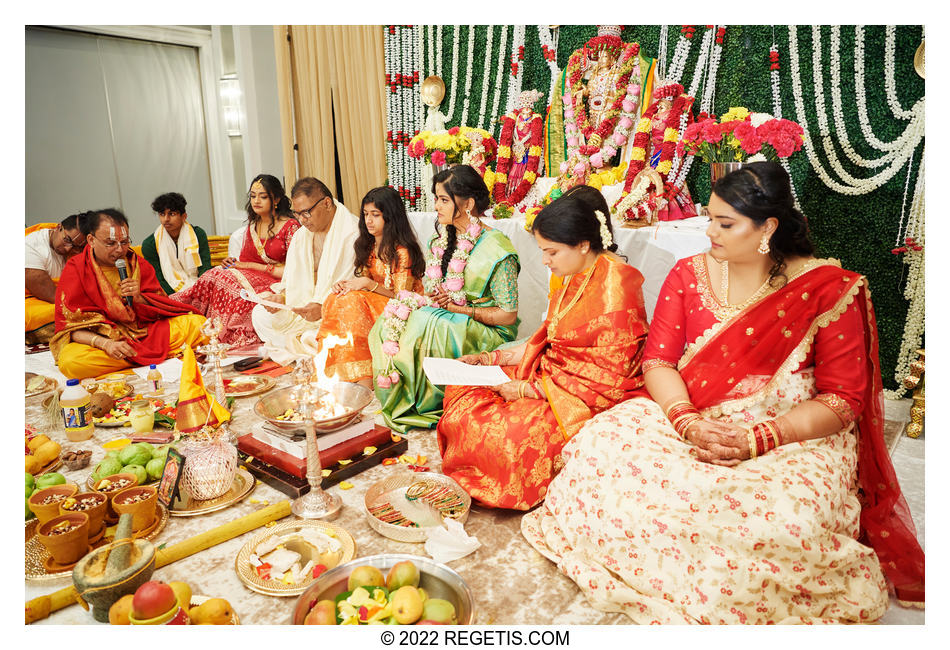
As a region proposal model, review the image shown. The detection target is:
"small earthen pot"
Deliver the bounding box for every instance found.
[28,484,79,525]
[37,512,90,565]
[112,485,158,533]
[93,473,139,522]
[59,491,108,540]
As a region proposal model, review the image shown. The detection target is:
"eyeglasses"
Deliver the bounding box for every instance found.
[292,196,328,220]
[92,236,132,250]
[61,232,86,251]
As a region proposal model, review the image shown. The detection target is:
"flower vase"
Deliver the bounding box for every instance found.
[178,438,237,501]
[710,162,744,187]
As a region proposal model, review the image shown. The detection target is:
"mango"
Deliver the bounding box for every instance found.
[304,600,337,625]
[391,586,424,625]
[25,456,41,475]
[109,594,135,625]
[190,598,233,625]
[347,565,385,592]
[34,440,61,466]
[421,598,456,624]
[168,581,192,612]
[27,434,50,453]
[386,560,420,590]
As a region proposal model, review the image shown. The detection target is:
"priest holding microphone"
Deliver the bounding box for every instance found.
[50,209,208,379]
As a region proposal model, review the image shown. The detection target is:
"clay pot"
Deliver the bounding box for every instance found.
[112,486,158,533]
[93,473,138,522]
[60,491,108,541]
[28,484,79,525]
[37,512,90,565]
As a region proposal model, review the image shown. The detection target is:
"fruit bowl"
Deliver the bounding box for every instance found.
[290,554,474,625]
[254,382,373,433]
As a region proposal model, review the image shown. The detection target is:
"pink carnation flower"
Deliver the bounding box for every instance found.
[382,340,400,356]
[448,258,466,273]
[394,304,411,320]
[573,162,587,176]
[613,133,627,146]
[622,100,635,113]
[444,277,464,291]
[603,145,618,158]
[566,137,579,148]
[590,152,604,168]
[627,84,641,96]
[466,223,481,238]
[430,150,447,166]
[457,239,474,252]
[619,116,634,130]
[376,375,392,389]
[426,265,442,278]
[383,303,397,317]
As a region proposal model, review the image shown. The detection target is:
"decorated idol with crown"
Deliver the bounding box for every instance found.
[544,25,658,186]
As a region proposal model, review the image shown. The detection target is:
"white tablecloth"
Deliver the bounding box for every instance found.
[408,212,711,339]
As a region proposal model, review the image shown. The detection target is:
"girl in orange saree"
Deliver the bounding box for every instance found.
[522,163,924,623]
[438,192,649,510]
[315,187,425,385]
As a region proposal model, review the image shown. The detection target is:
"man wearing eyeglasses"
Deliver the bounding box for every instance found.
[25,212,91,344]
[252,176,359,365]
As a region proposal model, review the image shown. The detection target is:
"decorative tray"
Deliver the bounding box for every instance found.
[93,397,167,428]
[25,502,168,582]
[169,468,255,517]
[364,472,470,543]
[234,519,356,597]
[25,373,58,398]
[224,374,276,398]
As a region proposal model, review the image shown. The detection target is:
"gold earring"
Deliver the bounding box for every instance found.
[757,234,771,255]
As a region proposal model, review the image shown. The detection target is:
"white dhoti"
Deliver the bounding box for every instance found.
[253,199,359,366]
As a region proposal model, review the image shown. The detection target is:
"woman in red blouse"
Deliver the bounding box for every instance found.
[172,174,300,349]
[523,162,924,623]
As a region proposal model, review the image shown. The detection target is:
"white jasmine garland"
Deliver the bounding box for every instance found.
[442,26,462,123]
[854,26,901,152]
[687,26,713,99]
[657,25,669,81]
[884,25,915,120]
[505,25,527,115]
[538,26,561,106]
[700,26,725,114]
[460,25,477,127]
[475,26,495,130]
[667,29,692,84]
[487,25,510,133]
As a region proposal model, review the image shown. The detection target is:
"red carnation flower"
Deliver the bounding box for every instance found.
[447,126,460,136]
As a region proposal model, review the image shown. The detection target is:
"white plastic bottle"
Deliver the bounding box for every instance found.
[147,364,164,395]
[60,378,94,441]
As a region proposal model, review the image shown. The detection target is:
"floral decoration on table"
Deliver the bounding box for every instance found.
[407,127,497,168]
[676,106,805,163]
[613,83,695,225]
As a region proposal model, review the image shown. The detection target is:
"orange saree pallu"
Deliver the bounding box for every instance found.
[437,253,649,510]
[52,247,201,368]
[317,248,423,382]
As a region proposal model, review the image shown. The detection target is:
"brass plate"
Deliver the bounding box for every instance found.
[25,502,168,582]
[34,457,63,477]
[234,519,356,597]
[914,39,925,79]
[224,374,276,398]
[189,595,241,624]
[169,468,255,517]
[94,398,167,427]
[25,373,58,398]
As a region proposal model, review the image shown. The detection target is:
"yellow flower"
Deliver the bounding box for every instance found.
[528,146,544,157]
[589,175,603,190]
[631,148,646,161]
[524,171,537,183]
[636,118,652,132]
[495,172,507,183]
[720,107,750,123]
[497,145,512,158]
[657,160,673,175]
[483,170,496,194]
[663,127,679,142]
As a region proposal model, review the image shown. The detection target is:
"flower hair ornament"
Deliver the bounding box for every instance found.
[595,210,613,248]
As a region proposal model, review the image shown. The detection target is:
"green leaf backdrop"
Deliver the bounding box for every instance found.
[424,25,924,390]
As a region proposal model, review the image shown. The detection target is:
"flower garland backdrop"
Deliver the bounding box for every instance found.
[388,25,923,390]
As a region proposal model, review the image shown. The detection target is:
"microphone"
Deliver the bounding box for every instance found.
[115,259,134,308]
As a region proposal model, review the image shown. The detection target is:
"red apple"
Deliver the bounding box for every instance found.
[132,581,178,620]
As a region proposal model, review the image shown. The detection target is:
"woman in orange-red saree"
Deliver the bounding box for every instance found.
[438,192,649,510]
[315,187,425,385]
[522,163,924,623]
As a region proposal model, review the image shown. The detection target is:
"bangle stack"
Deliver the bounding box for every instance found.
[748,420,783,459]
[665,400,702,440]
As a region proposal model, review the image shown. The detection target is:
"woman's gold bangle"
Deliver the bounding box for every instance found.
[747,430,758,460]
[518,381,528,399]
[370,281,379,293]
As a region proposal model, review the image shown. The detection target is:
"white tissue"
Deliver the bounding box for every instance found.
[424,518,480,563]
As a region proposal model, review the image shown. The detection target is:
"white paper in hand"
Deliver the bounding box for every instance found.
[422,357,509,386]
[240,288,293,311]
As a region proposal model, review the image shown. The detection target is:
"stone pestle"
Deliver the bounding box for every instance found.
[107,513,135,573]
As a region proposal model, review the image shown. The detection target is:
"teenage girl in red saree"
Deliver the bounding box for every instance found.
[523,162,924,623]
[438,190,649,510]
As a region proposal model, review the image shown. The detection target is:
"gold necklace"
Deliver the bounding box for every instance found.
[547,256,599,338]
[719,261,772,314]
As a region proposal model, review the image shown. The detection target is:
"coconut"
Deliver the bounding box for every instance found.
[88,392,115,418]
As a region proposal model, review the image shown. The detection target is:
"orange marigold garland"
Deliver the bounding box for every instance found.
[493,112,544,208]
[614,84,695,223]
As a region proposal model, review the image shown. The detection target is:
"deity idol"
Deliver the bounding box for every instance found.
[544,26,658,180]
[492,89,545,208]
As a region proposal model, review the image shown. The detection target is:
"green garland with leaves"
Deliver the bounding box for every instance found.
[428,25,923,390]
